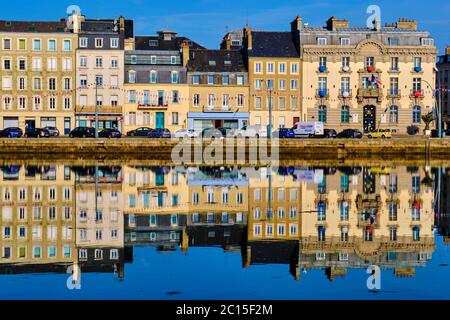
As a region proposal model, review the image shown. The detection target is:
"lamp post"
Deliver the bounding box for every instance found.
[261,80,273,139]
[421,69,442,138]
[95,80,99,138]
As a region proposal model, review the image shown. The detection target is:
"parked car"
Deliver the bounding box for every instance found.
[69,127,96,138]
[0,127,23,138]
[323,129,337,138]
[273,128,295,139]
[202,127,234,139]
[367,129,392,139]
[233,125,267,138]
[292,121,324,138]
[337,129,363,139]
[42,126,60,137]
[24,127,46,138]
[407,125,420,136]
[174,129,199,139]
[99,128,122,138]
[148,128,171,138]
[126,127,153,137]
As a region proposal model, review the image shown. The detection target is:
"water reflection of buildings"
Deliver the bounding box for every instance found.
[0,163,439,283]
[300,166,435,280]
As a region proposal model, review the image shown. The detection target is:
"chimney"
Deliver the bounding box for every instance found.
[244,27,252,50]
[119,16,125,33]
[446,46,450,56]
[326,16,349,31]
[68,12,83,34]
[180,40,190,67]
[397,18,417,30]
[223,34,231,50]
[291,16,303,32]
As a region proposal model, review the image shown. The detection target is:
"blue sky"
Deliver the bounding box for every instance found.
[1,0,448,53]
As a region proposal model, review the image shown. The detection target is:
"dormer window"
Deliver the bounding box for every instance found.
[149,40,159,47]
[209,61,216,66]
[224,60,232,66]
[150,56,156,64]
[388,37,399,45]
[421,38,434,46]
[95,38,103,48]
[171,56,177,65]
[231,40,241,47]
[131,55,137,64]
[317,37,327,45]
[340,38,350,45]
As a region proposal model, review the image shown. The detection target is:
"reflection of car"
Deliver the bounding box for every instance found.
[407,125,420,136]
[127,127,153,137]
[43,126,60,137]
[69,127,96,138]
[24,127,46,138]
[273,128,295,139]
[367,129,392,139]
[174,129,199,139]
[99,128,122,138]
[148,128,171,138]
[0,127,23,138]
[337,129,363,139]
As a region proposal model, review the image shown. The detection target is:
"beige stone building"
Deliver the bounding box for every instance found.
[243,25,302,130]
[0,21,77,134]
[298,16,437,134]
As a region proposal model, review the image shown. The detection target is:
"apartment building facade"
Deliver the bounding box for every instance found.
[298,16,437,133]
[186,38,250,131]
[0,21,77,133]
[69,13,133,131]
[437,46,450,130]
[123,31,200,133]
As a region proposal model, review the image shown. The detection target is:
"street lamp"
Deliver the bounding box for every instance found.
[421,68,442,138]
[95,79,99,138]
[261,80,273,139]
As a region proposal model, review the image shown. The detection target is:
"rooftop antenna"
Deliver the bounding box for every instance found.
[246,8,249,27]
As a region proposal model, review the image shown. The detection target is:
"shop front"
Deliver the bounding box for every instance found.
[188,112,249,132]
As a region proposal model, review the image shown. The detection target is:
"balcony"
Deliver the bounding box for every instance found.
[338,89,353,99]
[137,102,169,110]
[387,88,401,98]
[357,88,383,103]
[315,89,329,99]
[410,89,425,100]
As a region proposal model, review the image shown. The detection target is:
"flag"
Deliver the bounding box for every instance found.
[371,75,382,86]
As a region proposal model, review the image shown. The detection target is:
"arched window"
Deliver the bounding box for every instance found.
[318,105,327,123]
[413,105,421,124]
[389,105,398,124]
[341,105,350,123]
[128,70,136,84]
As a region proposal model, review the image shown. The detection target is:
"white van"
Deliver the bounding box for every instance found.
[292,122,324,137]
[233,125,268,138]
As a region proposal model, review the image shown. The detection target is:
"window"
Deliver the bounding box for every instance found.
[237,75,244,85]
[48,78,56,91]
[96,76,103,87]
[111,96,118,107]
[3,58,11,70]
[389,203,398,221]
[340,38,350,45]
[290,80,298,90]
[33,39,41,51]
[207,75,215,85]
[79,37,88,48]
[129,71,136,84]
[279,63,286,73]
[317,201,326,221]
[79,56,87,67]
[171,71,178,84]
[18,59,26,71]
[341,105,350,123]
[64,78,71,90]
[365,57,374,68]
[2,76,12,90]
[111,57,118,68]
[3,38,11,50]
[421,38,434,46]
[48,97,56,109]
[389,105,399,124]
[342,57,350,69]
[222,75,229,85]
[18,39,26,50]
[172,90,179,103]
[267,62,274,73]
[413,106,421,124]
[18,97,27,109]
[319,57,327,69]
[254,96,262,109]
[111,75,118,88]
[110,38,119,48]
[63,58,72,71]
[19,77,26,90]
[95,38,103,48]
[149,71,158,84]
[32,57,42,71]
[33,96,41,110]
[47,57,57,71]
[412,176,421,194]
[391,57,399,71]
[414,57,422,69]
[95,57,103,68]
[193,94,200,106]
[255,62,262,73]
[318,105,327,123]
[388,37,399,45]
[172,112,179,125]
[291,63,298,74]
[317,38,327,45]
[192,75,200,84]
[171,56,177,64]
[63,40,71,51]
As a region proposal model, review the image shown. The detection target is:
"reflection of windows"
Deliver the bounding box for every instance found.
[390,227,397,241]
[412,176,421,193]
[413,227,420,241]
[389,203,398,221]
[318,227,326,241]
[340,202,349,221]
[317,202,326,221]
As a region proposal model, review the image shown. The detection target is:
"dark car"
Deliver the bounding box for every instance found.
[202,127,234,139]
[337,129,363,139]
[24,127,46,138]
[324,129,337,138]
[127,127,153,137]
[42,126,60,137]
[148,128,171,138]
[0,127,23,138]
[407,125,420,136]
[273,128,295,139]
[99,128,122,138]
[69,127,96,138]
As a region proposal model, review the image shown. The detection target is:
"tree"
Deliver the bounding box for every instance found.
[421,113,435,131]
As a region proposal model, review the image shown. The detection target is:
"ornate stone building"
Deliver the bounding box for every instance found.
[298,16,437,133]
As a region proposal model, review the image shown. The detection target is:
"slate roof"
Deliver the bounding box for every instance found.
[0,20,67,33]
[187,49,246,72]
[135,35,205,51]
[249,31,299,58]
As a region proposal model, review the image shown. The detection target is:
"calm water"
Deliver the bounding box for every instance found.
[0,161,449,300]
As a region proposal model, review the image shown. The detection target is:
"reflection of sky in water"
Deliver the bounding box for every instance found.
[0,164,448,299]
